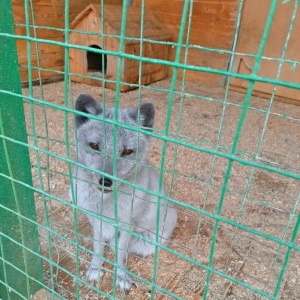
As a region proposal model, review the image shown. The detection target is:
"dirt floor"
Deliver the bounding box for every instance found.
[23,79,300,299]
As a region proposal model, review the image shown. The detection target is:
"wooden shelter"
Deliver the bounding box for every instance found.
[69,4,171,92]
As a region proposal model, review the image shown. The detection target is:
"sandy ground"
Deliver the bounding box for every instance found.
[23,79,300,299]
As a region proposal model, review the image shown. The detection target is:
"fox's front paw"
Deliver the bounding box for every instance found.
[86,265,104,282]
[116,272,136,294]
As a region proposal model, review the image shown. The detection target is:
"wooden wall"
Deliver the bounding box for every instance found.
[12,0,238,87]
[12,0,122,83]
[134,0,238,86]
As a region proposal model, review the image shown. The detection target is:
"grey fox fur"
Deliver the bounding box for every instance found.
[69,93,177,293]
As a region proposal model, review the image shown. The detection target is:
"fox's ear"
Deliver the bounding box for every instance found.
[75,93,102,127]
[129,102,155,131]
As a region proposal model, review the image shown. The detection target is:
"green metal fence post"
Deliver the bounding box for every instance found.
[0,1,44,299]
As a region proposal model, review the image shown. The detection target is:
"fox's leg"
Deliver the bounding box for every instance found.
[128,230,156,257]
[114,229,136,294]
[159,205,178,245]
[85,219,106,282]
[128,206,177,257]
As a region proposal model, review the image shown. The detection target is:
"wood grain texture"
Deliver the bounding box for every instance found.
[69,4,170,91]
[229,0,300,104]
[12,0,239,88]
[134,0,239,86]
[12,0,122,82]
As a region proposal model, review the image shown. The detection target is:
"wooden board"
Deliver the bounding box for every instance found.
[12,0,122,82]
[19,65,65,82]
[229,0,300,104]
[134,0,239,87]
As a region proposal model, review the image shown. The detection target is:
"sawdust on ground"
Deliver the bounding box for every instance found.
[23,79,300,299]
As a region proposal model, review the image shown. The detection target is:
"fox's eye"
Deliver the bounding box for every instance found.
[89,143,99,150]
[122,149,133,156]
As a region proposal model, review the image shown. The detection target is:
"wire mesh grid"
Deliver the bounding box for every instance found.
[1,0,300,299]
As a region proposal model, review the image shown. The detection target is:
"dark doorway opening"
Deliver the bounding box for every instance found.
[87,45,107,74]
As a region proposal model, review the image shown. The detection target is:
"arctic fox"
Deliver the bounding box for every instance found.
[70,93,177,293]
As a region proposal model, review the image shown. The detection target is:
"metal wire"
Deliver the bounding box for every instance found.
[0,0,300,299]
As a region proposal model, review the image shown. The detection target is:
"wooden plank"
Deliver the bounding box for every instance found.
[229,0,300,104]
[123,43,169,69]
[165,49,230,86]
[134,0,238,86]
[15,27,64,39]
[70,50,85,78]
[124,54,167,69]
[124,62,165,75]
[230,85,300,107]
[19,65,65,82]
[12,0,173,85]
[176,69,224,86]
[18,52,65,68]
[21,75,64,87]
[70,75,104,87]
[124,63,167,85]
[16,40,64,54]
[12,0,110,83]
[106,65,167,92]
[84,4,171,42]
[133,0,238,31]
[168,50,230,68]
[145,14,235,52]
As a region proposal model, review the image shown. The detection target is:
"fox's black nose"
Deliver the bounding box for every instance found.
[99,177,112,187]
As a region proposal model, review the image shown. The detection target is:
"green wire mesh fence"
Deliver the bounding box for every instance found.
[1,0,300,299]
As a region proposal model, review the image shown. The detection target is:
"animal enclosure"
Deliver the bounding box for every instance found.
[1,0,300,300]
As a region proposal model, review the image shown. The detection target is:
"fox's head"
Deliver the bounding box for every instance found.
[74,93,155,192]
